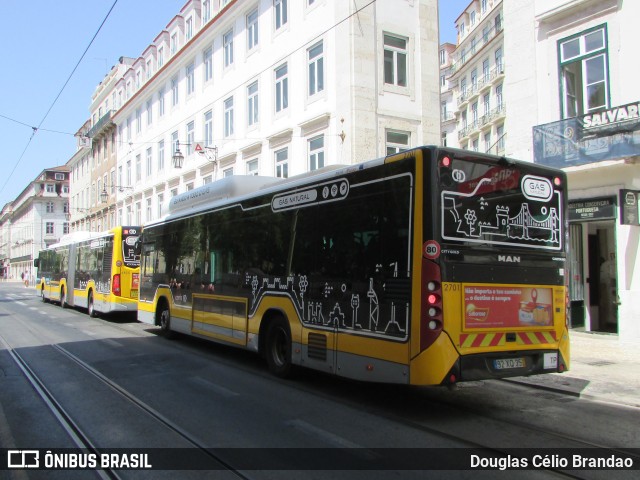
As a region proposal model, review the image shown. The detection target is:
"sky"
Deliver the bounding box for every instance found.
[0,0,467,209]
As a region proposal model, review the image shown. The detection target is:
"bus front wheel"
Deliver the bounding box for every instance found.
[158,300,174,339]
[265,316,293,378]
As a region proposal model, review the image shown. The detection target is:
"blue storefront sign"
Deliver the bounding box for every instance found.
[533,101,640,168]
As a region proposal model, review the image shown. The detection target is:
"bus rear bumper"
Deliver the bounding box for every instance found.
[451,348,569,383]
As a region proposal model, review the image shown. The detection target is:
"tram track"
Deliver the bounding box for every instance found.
[0,330,253,479]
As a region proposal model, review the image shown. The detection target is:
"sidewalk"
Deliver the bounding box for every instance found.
[507,330,640,408]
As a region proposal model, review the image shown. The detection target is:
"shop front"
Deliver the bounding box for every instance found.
[534,101,640,341]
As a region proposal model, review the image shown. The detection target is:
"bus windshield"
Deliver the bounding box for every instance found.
[439,157,564,251]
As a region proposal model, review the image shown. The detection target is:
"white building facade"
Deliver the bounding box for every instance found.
[442,0,640,341]
[89,0,440,226]
[449,0,506,155]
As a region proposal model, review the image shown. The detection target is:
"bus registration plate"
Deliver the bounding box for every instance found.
[494,358,525,370]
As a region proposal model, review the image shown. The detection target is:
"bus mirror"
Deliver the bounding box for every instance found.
[33,258,39,268]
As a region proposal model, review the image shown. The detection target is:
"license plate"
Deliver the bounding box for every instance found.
[494,358,525,370]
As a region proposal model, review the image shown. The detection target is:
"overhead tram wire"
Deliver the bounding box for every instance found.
[0,0,119,199]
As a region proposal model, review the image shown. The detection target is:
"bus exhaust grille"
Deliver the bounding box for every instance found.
[308,333,327,361]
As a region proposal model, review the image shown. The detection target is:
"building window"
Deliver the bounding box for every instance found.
[275,147,288,178]
[247,159,258,175]
[46,184,55,193]
[204,110,213,146]
[559,25,608,118]
[158,47,164,68]
[204,46,213,82]
[203,0,212,22]
[308,41,324,97]
[159,88,165,116]
[187,121,195,155]
[484,132,492,153]
[63,222,70,235]
[224,29,234,67]
[383,34,407,87]
[308,135,325,171]
[496,124,505,152]
[157,194,164,219]
[171,77,179,106]
[126,160,132,186]
[247,82,259,126]
[171,33,178,54]
[158,140,165,172]
[223,168,233,178]
[224,97,234,137]
[247,9,259,51]
[172,131,179,157]
[46,201,54,213]
[136,154,142,183]
[203,175,213,184]
[439,49,445,65]
[186,17,193,40]
[186,63,195,95]
[146,99,153,125]
[274,0,288,31]
[46,222,54,235]
[146,198,152,223]
[136,108,142,133]
[146,148,153,177]
[386,130,410,154]
[275,63,288,112]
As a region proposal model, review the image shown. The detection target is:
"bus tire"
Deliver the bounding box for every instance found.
[60,287,67,309]
[88,292,97,317]
[265,316,294,378]
[158,299,174,339]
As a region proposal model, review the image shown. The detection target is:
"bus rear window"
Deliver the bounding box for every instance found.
[439,159,564,251]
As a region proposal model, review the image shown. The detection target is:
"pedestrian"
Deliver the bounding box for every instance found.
[24,271,29,288]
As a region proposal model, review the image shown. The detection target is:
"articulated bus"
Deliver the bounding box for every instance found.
[138,146,569,385]
[35,226,141,317]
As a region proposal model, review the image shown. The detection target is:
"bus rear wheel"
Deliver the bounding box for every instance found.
[88,292,97,317]
[265,316,293,378]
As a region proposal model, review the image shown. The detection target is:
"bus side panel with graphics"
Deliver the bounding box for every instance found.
[138,146,569,385]
[35,226,141,316]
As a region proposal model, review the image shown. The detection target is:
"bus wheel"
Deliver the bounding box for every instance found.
[60,288,66,309]
[265,316,293,378]
[88,292,97,317]
[158,300,174,339]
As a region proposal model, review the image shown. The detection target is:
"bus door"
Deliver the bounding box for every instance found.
[191,250,248,346]
[65,243,78,306]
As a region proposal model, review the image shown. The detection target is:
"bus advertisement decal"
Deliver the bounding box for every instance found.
[463,284,553,329]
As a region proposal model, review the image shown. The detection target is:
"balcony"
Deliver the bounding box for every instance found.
[458,103,506,140]
[88,110,114,139]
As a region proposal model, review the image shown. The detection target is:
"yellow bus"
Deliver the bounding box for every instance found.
[137,146,569,385]
[35,226,141,317]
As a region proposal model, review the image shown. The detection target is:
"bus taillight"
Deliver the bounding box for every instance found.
[421,259,443,351]
[113,274,121,296]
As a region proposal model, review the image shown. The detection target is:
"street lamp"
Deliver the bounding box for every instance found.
[172,142,218,169]
[100,184,133,203]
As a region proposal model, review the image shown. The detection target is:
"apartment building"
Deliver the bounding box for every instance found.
[448,0,505,155]
[0,167,70,281]
[439,42,456,148]
[81,0,439,226]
